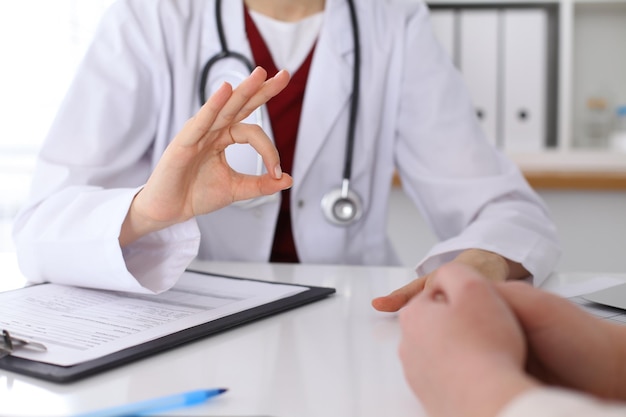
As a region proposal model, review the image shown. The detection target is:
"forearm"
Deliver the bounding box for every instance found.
[497,281,626,402]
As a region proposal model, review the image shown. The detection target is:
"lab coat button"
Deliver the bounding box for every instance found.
[297,200,304,208]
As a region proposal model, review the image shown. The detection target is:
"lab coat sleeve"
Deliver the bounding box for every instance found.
[498,388,626,417]
[12,1,200,293]
[394,2,560,285]
[13,163,200,293]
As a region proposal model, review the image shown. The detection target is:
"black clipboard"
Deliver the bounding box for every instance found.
[0,269,335,383]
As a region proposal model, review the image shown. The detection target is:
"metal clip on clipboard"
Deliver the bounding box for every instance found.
[0,329,47,359]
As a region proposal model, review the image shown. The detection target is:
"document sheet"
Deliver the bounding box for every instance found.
[0,271,306,366]
[545,275,626,326]
[569,295,626,326]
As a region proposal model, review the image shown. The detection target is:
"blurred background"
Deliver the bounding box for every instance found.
[0,0,115,252]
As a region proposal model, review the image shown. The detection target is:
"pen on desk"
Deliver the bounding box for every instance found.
[73,388,227,417]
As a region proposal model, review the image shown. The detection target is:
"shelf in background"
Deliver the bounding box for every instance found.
[393,150,626,190]
[523,170,626,190]
[511,150,626,189]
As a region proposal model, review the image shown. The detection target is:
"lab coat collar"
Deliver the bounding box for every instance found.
[200,0,277,140]
[199,1,254,86]
[293,0,354,186]
[218,0,249,57]
[201,0,355,188]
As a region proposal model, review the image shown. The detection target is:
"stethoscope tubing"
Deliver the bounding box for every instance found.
[342,0,360,193]
[199,0,363,225]
[198,0,256,104]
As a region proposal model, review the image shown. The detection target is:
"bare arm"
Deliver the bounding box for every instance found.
[497,281,626,401]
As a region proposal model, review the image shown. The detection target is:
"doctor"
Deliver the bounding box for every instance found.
[13,0,560,301]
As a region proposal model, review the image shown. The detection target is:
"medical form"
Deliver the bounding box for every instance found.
[0,271,306,366]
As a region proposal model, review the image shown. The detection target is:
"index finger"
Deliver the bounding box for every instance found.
[213,67,290,130]
[231,69,290,124]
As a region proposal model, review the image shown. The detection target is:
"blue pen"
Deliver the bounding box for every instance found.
[73,388,228,417]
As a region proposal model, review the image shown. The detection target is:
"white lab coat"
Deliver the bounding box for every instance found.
[13,0,560,293]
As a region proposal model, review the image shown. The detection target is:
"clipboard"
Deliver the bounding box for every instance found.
[0,269,335,383]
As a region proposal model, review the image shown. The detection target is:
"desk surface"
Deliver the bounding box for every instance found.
[1,255,625,417]
[0,256,424,417]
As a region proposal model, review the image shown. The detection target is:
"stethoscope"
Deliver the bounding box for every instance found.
[199,0,362,226]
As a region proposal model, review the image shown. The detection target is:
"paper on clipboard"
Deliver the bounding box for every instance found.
[0,270,306,366]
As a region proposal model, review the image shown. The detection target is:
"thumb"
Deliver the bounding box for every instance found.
[371,276,427,312]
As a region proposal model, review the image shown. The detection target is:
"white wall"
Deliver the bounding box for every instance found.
[387,187,626,273]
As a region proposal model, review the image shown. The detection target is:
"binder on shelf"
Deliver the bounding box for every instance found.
[501,8,548,152]
[429,6,551,152]
[0,270,335,383]
[459,9,500,147]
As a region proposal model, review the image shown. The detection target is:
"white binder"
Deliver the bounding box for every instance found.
[501,8,548,152]
[459,9,500,147]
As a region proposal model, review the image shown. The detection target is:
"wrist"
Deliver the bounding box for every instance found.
[119,196,177,247]
[453,249,510,282]
[454,249,530,282]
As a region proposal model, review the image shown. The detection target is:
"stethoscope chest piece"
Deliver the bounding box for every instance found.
[321,180,363,226]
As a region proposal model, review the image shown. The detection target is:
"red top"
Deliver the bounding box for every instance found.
[244,7,316,263]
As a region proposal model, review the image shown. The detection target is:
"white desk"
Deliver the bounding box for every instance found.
[1,254,625,417]
[0,256,424,417]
